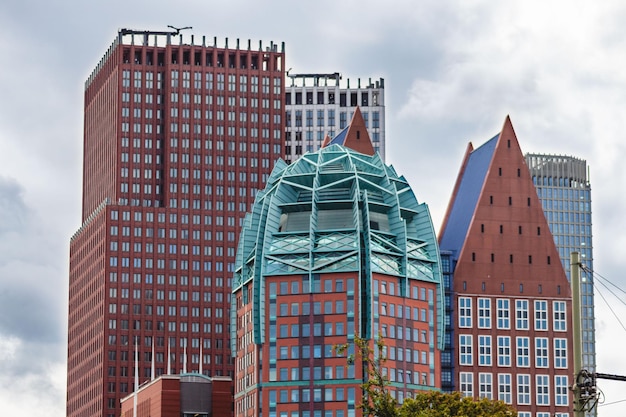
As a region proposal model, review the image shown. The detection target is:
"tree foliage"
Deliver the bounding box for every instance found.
[337,335,517,417]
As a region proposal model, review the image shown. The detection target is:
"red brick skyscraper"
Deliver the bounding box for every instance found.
[68,29,284,417]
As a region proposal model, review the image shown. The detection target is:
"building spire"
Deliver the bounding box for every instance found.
[321,106,375,155]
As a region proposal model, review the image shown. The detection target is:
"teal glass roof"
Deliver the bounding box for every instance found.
[231,144,445,349]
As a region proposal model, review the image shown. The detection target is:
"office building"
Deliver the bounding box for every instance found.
[67,29,284,417]
[120,374,232,417]
[526,153,595,415]
[439,117,573,417]
[231,111,443,417]
[284,72,385,163]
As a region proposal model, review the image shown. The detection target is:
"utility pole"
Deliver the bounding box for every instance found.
[571,251,584,417]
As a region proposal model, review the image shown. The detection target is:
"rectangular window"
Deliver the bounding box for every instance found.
[535,300,548,330]
[478,298,491,328]
[553,301,567,331]
[517,374,531,405]
[555,375,569,406]
[459,335,473,365]
[497,299,510,329]
[535,337,549,368]
[554,338,568,368]
[497,336,511,367]
[478,335,491,366]
[536,374,550,405]
[459,297,472,327]
[497,373,512,404]
[515,299,529,330]
[516,337,530,367]
[478,373,492,399]
[459,372,473,397]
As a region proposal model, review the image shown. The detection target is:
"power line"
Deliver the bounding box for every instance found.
[598,397,626,407]
[593,284,626,333]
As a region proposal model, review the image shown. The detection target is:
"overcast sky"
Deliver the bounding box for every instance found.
[1,1,626,415]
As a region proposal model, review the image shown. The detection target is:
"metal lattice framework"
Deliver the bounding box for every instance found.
[231,144,445,350]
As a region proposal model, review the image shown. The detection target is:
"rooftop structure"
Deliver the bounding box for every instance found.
[231,113,443,417]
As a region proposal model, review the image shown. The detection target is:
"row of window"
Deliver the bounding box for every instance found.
[459,372,569,407]
[108,272,227,287]
[285,110,381,129]
[285,88,381,107]
[459,335,567,368]
[268,386,356,406]
[268,409,357,417]
[459,297,566,331]
[269,278,355,295]
[271,300,350,316]
[269,321,354,339]
[270,364,355,382]
[122,70,279,91]
[110,242,233,256]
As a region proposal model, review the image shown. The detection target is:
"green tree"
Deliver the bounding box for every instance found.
[337,335,517,417]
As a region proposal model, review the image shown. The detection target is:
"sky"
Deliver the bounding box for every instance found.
[1,0,626,415]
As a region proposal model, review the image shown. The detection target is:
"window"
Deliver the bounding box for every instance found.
[478,373,492,399]
[459,335,472,365]
[553,301,566,331]
[535,300,548,331]
[459,297,472,327]
[477,298,491,328]
[516,337,530,367]
[498,374,512,404]
[515,299,529,329]
[478,335,491,366]
[536,374,549,405]
[535,337,549,368]
[555,375,569,406]
[554,338,567,368]
[497,336,510,367]
[459,372,473,397]
[496,299,510,329]
[517,374,531,405]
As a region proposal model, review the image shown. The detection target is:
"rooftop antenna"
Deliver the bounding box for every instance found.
[167,25,192,36]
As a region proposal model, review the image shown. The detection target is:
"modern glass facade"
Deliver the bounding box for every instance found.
[526,154,595,404]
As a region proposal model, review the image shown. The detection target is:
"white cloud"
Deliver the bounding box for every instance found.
[1,1,626,416]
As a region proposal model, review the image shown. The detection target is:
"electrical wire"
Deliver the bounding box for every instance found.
[587,264,626,296]
[595,279,626,309]
[593,284,626,333]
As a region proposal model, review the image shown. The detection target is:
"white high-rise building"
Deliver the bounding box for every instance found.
[284,72,385,163]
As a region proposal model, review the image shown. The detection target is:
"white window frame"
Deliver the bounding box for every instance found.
[536,374,550,405]
[516,299,529,330]
[535,300,548,331]
[478,372,493,399]
[517,374,531,405]
[535,337,549,368]
[478,298,491,329]
[553,301,567,331]
[460,372,473,397]
[459,297,472,328]
[555,375,569,406]
[497,373,512,404]
[497,336,511,367]
[478,335,492,366]
[554,338,568,369]
[497,298,510,329]
[460,335,473,365]
[516,337,530,367]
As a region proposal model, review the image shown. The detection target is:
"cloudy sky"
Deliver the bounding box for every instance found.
[1,0,626,415]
